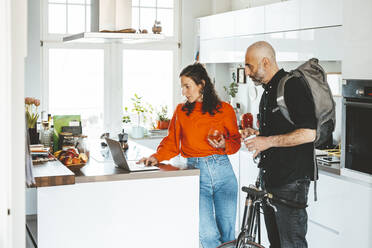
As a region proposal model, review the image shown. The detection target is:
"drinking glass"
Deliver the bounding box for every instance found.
[207,128,223,143]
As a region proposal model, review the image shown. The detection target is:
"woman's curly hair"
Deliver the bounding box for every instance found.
[180,63,222,116]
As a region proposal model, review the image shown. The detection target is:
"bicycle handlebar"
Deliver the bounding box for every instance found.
[242,186,267,198]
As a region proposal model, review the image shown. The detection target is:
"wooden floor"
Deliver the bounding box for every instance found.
[26,215,37,248]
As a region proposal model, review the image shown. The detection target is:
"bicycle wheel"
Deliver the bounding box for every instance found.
[236,240,265,248]
[235,232,265,248]
[217,240,236,248]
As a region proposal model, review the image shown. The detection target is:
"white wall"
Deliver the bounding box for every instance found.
[25,0,41,100]
[11,0,27,247]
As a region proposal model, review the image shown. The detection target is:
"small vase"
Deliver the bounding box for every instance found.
[28,127,39,144]
[131,126,145,139]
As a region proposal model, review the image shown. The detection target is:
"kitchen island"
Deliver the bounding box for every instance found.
[27,140,200,248]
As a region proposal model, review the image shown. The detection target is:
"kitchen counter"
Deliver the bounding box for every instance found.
[30,138,197,187]
[28,138,200,248]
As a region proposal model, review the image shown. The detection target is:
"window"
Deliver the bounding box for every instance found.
[41,0,179,135]
[122,49,173,128]
[132,0,174,36]
[48,48,104,137]
[47,0,91,34]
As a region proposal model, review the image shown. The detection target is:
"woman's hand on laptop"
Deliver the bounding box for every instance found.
[137,156,158,166]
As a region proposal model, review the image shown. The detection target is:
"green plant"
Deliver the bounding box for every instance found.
[122,107,131,124]
[156,105,169,121]
[123,94,153,127]
[25,97,40,128]
[224,72,239,98]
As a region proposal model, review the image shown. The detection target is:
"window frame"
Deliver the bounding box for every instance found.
[42,0,180,43]
[41,0,181,133]
[42,0,93,41]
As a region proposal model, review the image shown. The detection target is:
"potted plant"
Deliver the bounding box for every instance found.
[224,72,239,106]
[123,94,153,139]
[156,105,170,130]
[25,97,40,144]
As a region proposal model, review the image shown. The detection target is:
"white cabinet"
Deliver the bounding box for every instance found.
[234,34,266,63]
[306,220,341,247]
[342,0,372,79]
[199,12,235,40]
[306,171,372,248]
[228,153,240,234]
[239,150,270,246]
[234,7,265,36]
[199,0,344,64]
[300,0,342,29]
[265,30,302,61]
[265,0,300,33]
[199,38,235,63]
[298,26,343,61]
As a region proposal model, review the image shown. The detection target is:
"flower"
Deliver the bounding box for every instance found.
[25,97,40,129]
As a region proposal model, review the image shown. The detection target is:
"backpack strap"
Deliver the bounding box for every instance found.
[276,73,296,125]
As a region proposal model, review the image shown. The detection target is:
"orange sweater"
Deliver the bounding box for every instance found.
[152,101,241,162]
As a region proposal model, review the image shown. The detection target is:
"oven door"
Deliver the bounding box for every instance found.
[342,99,372,175]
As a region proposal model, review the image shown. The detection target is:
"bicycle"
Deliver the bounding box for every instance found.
[218,166,307,248]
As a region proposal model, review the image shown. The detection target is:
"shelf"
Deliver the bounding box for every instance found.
[63,32,165,44]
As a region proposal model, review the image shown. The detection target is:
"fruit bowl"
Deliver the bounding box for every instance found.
[54,148,89,171]
[65,162,86,172]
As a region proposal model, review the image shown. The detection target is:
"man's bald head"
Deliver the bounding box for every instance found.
[245,41,279,85]
[246,41,277,64]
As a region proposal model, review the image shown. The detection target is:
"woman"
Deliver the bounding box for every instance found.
[138,63,241,248]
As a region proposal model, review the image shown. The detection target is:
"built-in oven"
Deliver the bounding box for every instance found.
[341,80,372,175]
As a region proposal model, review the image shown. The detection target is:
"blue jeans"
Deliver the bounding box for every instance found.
[262,178,310,248]
[187,154,238,248]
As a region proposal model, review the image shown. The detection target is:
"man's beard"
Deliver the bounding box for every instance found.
[250,65,265,86]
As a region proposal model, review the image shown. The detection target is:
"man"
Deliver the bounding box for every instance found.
[242,41,317,248]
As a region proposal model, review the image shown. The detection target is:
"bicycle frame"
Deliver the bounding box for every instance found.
[236,169,265,247]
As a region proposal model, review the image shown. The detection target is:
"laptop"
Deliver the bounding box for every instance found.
[105,138,160,172]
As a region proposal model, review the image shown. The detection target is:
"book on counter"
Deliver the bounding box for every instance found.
[30,144,50,156]
[148,129,168,138]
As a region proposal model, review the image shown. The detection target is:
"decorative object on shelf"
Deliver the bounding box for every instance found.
[224,71,239,106]
[156,105,170,130]
[152,20,162,34]
[25,97,40,144]
[237,67,246,84]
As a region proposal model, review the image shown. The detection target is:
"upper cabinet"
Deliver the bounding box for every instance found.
[199,0,343,63]
[300,0,342,29]
[199,12,235,40]
[342,0,372,79]
[200,38,235,64]
[264,0,300,33]
[234,6,265,36]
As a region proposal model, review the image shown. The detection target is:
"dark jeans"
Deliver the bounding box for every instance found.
[262,178,310,248]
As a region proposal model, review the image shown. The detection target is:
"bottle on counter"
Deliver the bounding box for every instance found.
[235,103,242,129]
